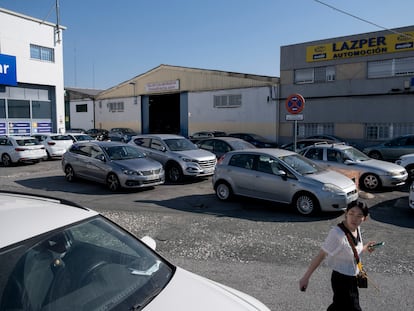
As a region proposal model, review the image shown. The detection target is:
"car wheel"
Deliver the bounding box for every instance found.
[294,193,319,216]
[167,163,183,182]
[368,151,382,160]
[64,165,76,182]
[360,173,381,191]
[215,181,233,201]
[106,173,121,191]
[1,154,12,167]
[406,164,414,181]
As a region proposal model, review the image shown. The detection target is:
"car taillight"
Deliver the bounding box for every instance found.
[48,142,56,145]
[14,148,27,152]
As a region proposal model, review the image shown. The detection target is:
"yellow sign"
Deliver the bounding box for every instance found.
[306,32,414,62]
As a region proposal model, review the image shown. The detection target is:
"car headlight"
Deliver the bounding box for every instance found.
[181,156,197,163]
[386,170,404,176]
[322,183,345,194]
[122,169,143,176]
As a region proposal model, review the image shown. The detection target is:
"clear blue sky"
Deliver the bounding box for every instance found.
[1,0,413,90]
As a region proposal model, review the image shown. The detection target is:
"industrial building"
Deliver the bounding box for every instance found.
[0,8,65,135]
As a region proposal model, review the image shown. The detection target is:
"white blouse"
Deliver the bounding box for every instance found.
[322,225,364,276]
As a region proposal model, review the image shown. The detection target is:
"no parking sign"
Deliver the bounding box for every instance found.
[285,93,305,114]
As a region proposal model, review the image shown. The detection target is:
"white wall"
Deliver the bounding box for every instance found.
[188,86,279,140]
[96,97,142,131]
[69,99,95,130]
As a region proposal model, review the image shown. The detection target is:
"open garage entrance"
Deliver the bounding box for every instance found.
[148,93,180,134]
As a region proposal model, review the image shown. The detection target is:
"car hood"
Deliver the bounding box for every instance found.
[351,158,406,172]
[307,169,355,188]
[146,267,269,311]
[172,149,216,160]
[112,157,162,170]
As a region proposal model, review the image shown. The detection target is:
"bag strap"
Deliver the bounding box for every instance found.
[337,223,363,271]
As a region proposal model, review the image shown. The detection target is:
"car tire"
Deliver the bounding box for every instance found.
[294,193,319,216]
[167,163,183,182]
[360,173,381,191]
[368,151,382,160]
[64,165,76,182]
[1,154,13,167]
[215,181,233,201]
[106,173,121,191]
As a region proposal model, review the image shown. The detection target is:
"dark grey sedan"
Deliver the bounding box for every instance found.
[62,141,164,191]
[196,137,255,159]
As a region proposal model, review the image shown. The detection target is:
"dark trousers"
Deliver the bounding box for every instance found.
[327,270,362,311]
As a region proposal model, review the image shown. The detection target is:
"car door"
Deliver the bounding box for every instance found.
[147,138,169,165]
[83,145,110,183]
[226,153,257,197]
[250,155,292,203]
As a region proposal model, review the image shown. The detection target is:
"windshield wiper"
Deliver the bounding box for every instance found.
[129,287,163,311]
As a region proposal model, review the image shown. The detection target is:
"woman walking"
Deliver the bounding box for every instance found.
[299,201,378,310]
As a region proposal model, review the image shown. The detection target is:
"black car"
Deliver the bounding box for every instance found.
[85,128,109,138]
[196,137,255,158]
[228,133,278,148]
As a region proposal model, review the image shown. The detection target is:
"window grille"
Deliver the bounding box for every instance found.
[214,94,242,108]
[30,44,55,62]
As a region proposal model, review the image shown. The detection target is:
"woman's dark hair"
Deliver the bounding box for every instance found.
[347,201,369,217]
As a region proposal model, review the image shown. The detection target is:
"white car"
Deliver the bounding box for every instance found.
[0,135,47,166]
[395,153,414,181]
[0,192,270,311]
[129,134,217,182]
[32,133,73,159]
[410,182,414,210]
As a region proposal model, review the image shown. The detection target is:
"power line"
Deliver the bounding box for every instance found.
[313,0,413,38]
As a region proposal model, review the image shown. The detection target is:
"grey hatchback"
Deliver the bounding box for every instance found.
[212,149,358,215]
[62,141,164,191]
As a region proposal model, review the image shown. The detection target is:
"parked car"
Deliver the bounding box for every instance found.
[65,128,86,133]
[189,131,227,142]
[0,135,47,166]
[300,143,408,191]
[228,133,278,148]
[129,134,216,182]
[395,153,414,181]
[108,128,138,143]
[363,134,414,161]
[196,137,256,159]
[62,141,165,191]
[85,128,109,138]
[32,133,73,159]
[212,148,358,215]
[410,182,414,210]
[0,191,271,311]
[66,133,96,142]
[305,135,363,150]
[280,138,335,152]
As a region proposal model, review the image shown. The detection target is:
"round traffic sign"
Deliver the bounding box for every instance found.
[285,94,305,114]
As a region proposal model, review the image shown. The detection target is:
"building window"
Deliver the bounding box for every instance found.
[0,99,5,118]
[108,102,124,112]
[7,100,30,118]
[214,94,242,108]
[297,123,334,137]
[76,104,88,112]
[368,57,414,78]
[32,101,51,118]
[295,66,335,84]
[30,44,55,62]
[365,123,414,140]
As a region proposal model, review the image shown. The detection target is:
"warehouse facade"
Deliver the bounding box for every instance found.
[279,25,414,146]
[0,8,65,136]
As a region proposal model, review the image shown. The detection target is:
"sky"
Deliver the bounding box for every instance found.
[0,0,413,90]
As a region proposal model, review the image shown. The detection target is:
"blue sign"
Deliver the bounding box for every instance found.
[0,54,17,86]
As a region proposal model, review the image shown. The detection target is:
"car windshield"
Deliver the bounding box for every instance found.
[279,153,321,175]
[104,145,146,160]
[74,135,94,141]
[50,135,72,141]
[0,216,174,311]
[165,138,197,151]
[228,140,255,149]
[342,147,371,161]
[16,138,39,146]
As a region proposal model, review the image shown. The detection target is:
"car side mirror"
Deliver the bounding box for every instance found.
[161,146,166,152]
[141,236,156,250]
[97,154,106,162]
[344,159,354,165]
[277,170,287,179]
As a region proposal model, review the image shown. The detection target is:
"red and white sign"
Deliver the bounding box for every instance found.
[285,94,305,114]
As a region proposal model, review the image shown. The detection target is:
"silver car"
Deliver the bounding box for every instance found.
[129,134,216,182]
[212,148,358,215]
[62,141,164,191]
[363,134,414,161]
[300,143,408,191]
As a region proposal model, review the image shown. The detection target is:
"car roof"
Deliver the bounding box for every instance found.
[199,137,247,142]
[73,141,130,147]
[304,142,350,150]
[0,192,98,249]
[226,148,296,157]
[0,136,35,140]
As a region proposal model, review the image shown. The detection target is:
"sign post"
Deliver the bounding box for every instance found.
[285,94,305,152]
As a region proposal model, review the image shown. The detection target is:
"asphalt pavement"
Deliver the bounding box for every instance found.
[1,160,413,310]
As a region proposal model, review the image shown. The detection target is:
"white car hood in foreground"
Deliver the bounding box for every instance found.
[145,267,270,311]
